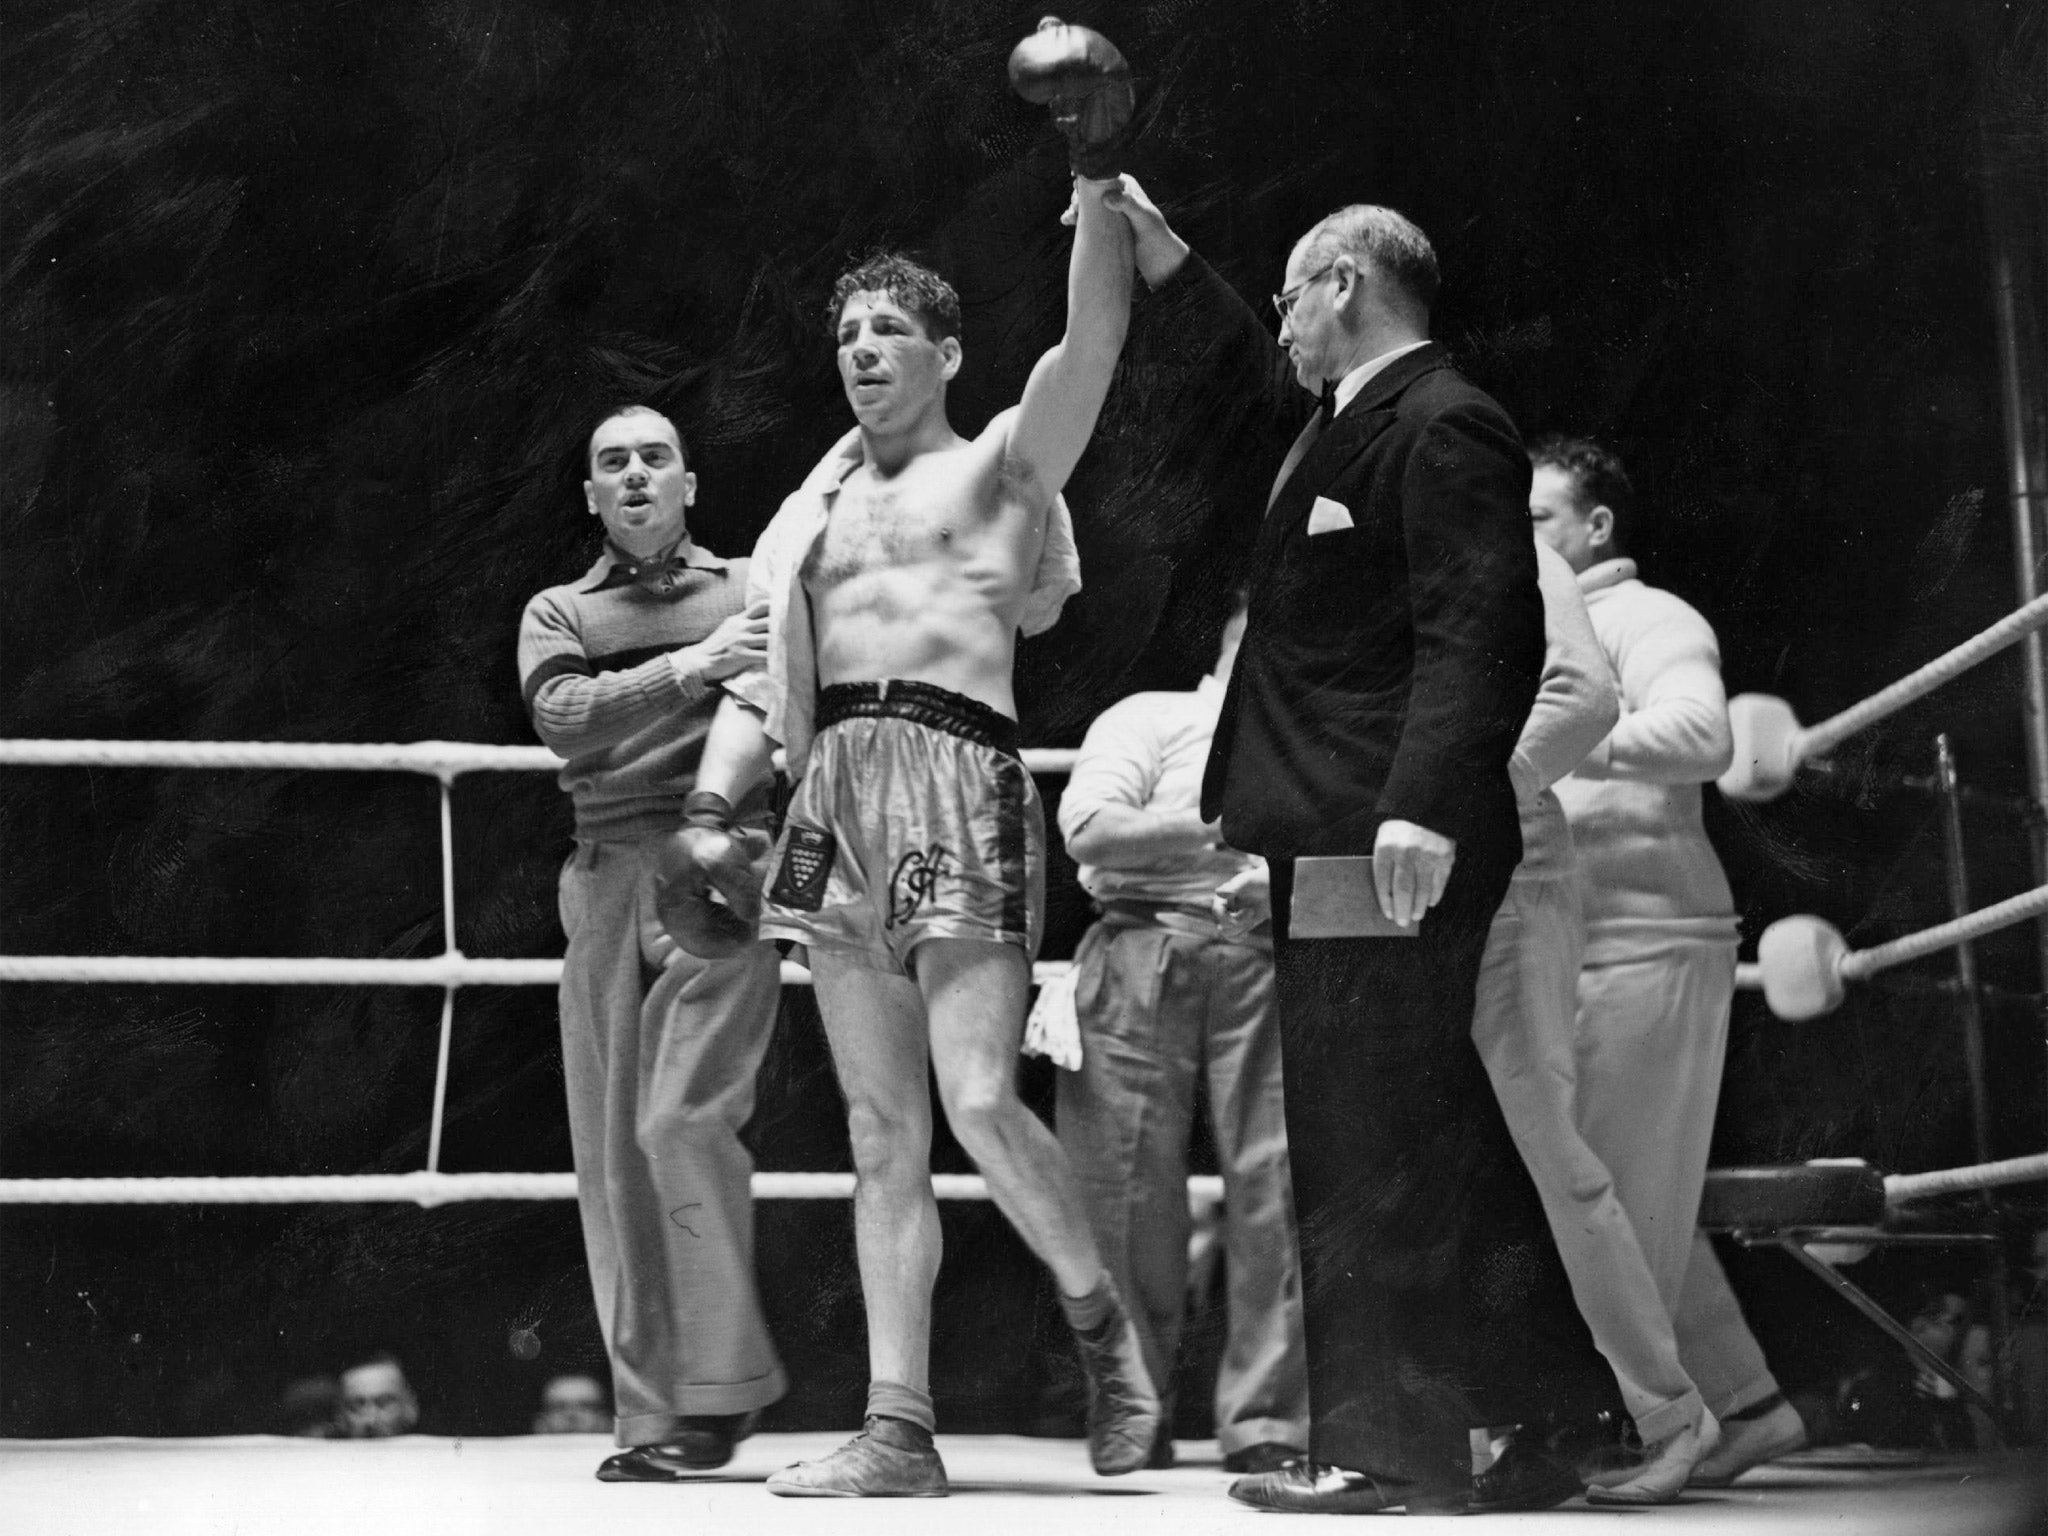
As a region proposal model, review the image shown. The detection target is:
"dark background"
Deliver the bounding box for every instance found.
[3,0,2044,1437]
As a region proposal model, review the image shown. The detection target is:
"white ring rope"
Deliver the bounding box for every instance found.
[0,955,1073,988]
[1802,591,2048,761]
[1720,591,2048,800]
[1840,881,2048,979]
[0,739,1078,777]
[0,1171,1228,1207]
[1884,1151,2048,1205]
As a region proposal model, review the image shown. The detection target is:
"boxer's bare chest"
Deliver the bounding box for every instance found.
[802,462,1012,592]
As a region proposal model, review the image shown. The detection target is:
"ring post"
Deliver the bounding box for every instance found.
[1935,734,2015,1420]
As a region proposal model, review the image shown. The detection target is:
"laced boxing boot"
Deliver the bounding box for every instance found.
[1068,1286,1162,1476]
[764,1415,948,1498]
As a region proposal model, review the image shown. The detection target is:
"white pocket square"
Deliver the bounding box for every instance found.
[1306,495,1355,535]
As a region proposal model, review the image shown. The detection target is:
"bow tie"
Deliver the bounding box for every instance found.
[593,547,697,598]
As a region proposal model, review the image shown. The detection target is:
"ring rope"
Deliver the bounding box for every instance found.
[0,955,1074,988]
[1840,881,2048,980]
[1885,1151,2048,1205]
[0,738,1079,777]
[1732,884,2048,996]
[0,1171,1229,1207]
[1800,590,2048,760]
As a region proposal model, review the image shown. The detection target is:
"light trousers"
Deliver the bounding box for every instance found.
[1056,920,1309,1455]
[1472,875,1704,1442]
[1579,923,1781,1421]
[557,836,787,1445]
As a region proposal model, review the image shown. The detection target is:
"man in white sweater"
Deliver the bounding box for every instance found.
[1531,435,1807,1489]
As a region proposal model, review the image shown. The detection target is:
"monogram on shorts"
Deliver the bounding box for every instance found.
[769,825,837,912]
[886,843,952,929]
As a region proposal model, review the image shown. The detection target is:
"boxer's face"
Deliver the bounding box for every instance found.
[1529,464,1611,574]
[836,292,961,431]
[586,411,696,557]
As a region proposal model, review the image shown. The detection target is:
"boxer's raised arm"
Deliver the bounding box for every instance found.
[1003,175,1133,501]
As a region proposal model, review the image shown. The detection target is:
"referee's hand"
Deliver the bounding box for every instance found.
[1372,819,1455,928]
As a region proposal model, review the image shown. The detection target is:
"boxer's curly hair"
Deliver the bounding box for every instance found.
[1530,433,1634,551]
[828,253,962,343]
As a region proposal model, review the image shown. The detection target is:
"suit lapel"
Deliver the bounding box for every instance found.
[1265,343,1449,526]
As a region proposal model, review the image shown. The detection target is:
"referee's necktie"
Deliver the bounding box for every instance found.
[1266,383,1338,513]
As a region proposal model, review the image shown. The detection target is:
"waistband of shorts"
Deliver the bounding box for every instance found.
[816,680,1021,758]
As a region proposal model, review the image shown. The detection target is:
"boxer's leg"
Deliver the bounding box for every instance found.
[809,952,940,1399]
[920,934,1160,1474]
[920,937,1102,1294]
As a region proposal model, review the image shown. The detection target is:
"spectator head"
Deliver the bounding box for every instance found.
[533,1372,611,1434]
[279,1374,340,1438]
[338,1353,419,1439]
[1528,434,1632,574]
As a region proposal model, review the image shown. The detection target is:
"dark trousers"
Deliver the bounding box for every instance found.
[1270,855,1620,1495]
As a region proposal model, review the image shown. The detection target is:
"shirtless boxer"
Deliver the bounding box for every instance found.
[666,172,1153,1498]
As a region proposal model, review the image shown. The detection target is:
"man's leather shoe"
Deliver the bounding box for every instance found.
[1467,1435,1584,1513]
[1222,1441,1306,1475]
[595,1415,745,1481]
[1227,1462,1466,1515]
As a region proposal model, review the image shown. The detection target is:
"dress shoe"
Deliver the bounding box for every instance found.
[1585,1410,1719,1505]
[594,1415,746,1482]
[765,1415,948,1498]
[1227,1461,1467,1515]
[1071,1297,1162,1475]
[1467,1434,1584,1513]
[1145,1430,1176,1469]
[1222,1441,1306,1475]
[1686,1400,1806,1487]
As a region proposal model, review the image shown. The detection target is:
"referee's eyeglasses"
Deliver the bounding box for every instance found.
[1273,263,1338,324]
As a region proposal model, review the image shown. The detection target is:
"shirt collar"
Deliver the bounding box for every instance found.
[580,534,728,592]
[1331,339,1433,417]
[1576,557,1638,596]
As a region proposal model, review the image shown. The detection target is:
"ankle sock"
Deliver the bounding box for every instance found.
[867,1379,936,1435]
[1724,1391,1786,1424]
[1060,1272,1118,1334]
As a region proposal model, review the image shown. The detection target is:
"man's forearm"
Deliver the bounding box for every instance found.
[693,694,776,804]
[1065,177,1134,366]
[1064,803,1217,867]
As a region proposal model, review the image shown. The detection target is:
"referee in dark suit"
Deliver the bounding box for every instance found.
[1101,179,1621,1514]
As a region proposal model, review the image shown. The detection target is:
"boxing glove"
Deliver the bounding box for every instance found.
[1007,17,1134,180]
[654,791,773,959]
